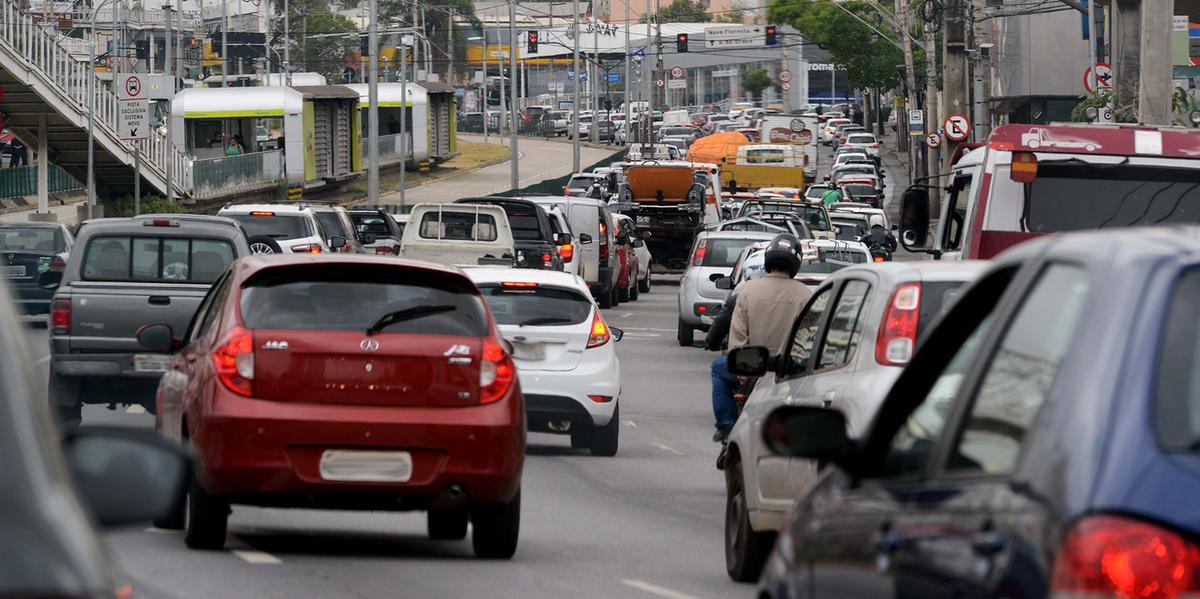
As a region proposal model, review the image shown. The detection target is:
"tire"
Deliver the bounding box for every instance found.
[428,508,469,540]
[629,280,639,301]
[49,372,81,426]
[598,287,613,309]
[590,405,619,457]
[617,283,629,303]
[725,460,774,582]
[247,235,282,255]
[677,317,694,347]
[610,288,620,307]
[153,489,186,530]
[184,474,229,550]
[471,490,521,559]
[638,270,651,293]
[570,428,591,449]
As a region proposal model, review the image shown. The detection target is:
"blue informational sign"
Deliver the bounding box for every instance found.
[607,72,621,84]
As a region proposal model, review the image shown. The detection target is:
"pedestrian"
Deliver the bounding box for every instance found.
[709,234,811,442]
[821,185,842,208]
[225,134,244,156]
[9,138,25,168]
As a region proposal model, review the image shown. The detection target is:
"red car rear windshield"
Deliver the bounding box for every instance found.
[240,265,487,336]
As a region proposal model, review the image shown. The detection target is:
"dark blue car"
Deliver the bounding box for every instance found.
[735,227,1200,598]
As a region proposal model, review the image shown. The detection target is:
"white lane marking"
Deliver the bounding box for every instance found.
[652,443,684,456]
[34,354,51,366]
[621,579,699,599]
[126,404,146,415]
[622,420,637,428]
[144,527,177,534]
[621,312,635,318]
[232,549,283,565]
[620,332,660,338]
[618,327,676,332]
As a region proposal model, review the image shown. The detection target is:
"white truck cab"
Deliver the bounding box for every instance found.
[399,204,516,267]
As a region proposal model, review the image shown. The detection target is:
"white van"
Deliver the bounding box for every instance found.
[399,204,516,266]
[525,196,623,308]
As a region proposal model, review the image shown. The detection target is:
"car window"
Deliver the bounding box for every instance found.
[0,226,63,252]
[419,211,499,242]
[82,236,234,283]
[353,214,394,238]
[315,212,348,239]
[189,273,232,343]
[502,207,546,241]
[240,265,488,337]
[477,284,592,326]
[781,288,832,378]
[817,280,870,370]
[704,238,760,267]
[227,214,312,239]
[1154,268,1200,451]
[947,263,1090,474]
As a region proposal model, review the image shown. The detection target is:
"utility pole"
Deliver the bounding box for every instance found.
[221,0,228,86]
[283,0,290,83]
[624,0,630,120]
[448,10,454,85]
[653,0,662,110]
[591,17,599,144]
[367,0,379,204]
[894,0,917,181]
[572,0,581,171]
[1111,0,1139,114]
[164,2,173,203]
[509,0,519,190]
[942,0,967,161]
[1137,0,1173,124]
[643,0,651,144]
[924,12,939,180]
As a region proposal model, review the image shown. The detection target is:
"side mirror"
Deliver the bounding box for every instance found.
[899,187,934,253]
[63,427,189,527]
[579,233,594,245]
[39,270,63,290]
[631,238,645,248]
[328,236,348,251]
[714,276,733,290]
[610,326,624,342]
[135,323,175,352]
[726,346,770,377]
[762,406,851,461]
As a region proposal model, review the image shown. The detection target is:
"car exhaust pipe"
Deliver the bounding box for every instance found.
[432,483,468,508]
[546,420,572,432]
[445,484,466,501]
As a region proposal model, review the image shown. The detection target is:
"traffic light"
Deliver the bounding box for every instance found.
[676,33,688,53]
[527,30,538,54]
[135,39,149,59]
[360,36,369,56]
[765,25,778,46]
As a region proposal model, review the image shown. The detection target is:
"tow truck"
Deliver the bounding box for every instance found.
[719,144,807,193]
[612,162,716,271]
[901,122,1200,260]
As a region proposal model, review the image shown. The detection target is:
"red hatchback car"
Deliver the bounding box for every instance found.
[145,255,525,558]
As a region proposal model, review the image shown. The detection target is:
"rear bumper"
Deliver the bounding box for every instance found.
[52,353,171,379]
[10,284,53,314]
[187,386,526,508]
[517,357,619,429]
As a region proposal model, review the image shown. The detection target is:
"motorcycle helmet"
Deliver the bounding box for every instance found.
[762,234,802,277]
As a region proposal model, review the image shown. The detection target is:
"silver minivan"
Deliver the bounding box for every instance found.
[527,196,622,308]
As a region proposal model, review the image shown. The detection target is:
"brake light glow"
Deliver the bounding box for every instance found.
[479,339,515,403]
[249,211,275,216]
[1051,515,1200,599]
[587,395,614,403]
[501,281,538,288]
[50,298,70,335]
[374,246,392,254]
[290,243,322,253]
[873,255,885,263]
[558,243,574,262]
[50,254,66,271]
[692,238,708,266]
[142,219,179,227]
[213,326,254,396]
[1011,151,1039,183]
[875,283,920,366]
[586,310,611,348]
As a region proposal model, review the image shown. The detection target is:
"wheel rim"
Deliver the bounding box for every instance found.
[250,242,275,254]
[726,470,748,569]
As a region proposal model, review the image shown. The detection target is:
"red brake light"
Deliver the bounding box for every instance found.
[587,310,611,348]
[143,219,179,227]
[374,246,392,254]
[1051,515,1200,599]
[587,394,614,403]
[873,255,885,263]
[692,238,708,266]
[501,281,538,288]
[1011,151,1039,183]
[480,339,515,404]
[50,254,66,271]
[249,211,275,216]
[558,243,574,262]
[875,283,920,366]
[213,326,254,396]
[50,298,70,335]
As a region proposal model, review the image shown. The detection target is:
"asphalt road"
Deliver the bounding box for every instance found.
[22,278,748,599]
[381,134,622,205]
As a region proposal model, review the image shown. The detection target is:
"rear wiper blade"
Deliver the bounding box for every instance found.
[366,305,457,336]
[518,317,574,326]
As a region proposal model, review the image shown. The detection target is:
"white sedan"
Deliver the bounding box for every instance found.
[465,268,624,456]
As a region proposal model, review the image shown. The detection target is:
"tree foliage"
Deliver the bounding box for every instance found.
[742,68,773,100]
[715,4,746,23]
[271,0,359,80]
[768,0,903,92]
[640,0,711,24]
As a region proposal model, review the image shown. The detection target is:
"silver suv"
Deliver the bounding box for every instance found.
[217,203,346,254]
[46,215,250,423]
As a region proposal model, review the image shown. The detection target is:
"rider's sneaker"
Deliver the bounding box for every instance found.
[712,428,730,443]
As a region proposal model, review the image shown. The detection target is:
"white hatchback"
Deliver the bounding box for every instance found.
[217,203,335,254]
[466,268,624,456]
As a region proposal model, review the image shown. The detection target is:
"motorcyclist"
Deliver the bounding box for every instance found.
[821,184,843,208]
[861,224,897,255]
[710,234,812,442]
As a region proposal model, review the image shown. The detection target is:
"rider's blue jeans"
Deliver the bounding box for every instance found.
[711,355,739,431]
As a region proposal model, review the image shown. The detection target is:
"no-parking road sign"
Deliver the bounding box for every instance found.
[943,113,971,142]
[925,132,941,149]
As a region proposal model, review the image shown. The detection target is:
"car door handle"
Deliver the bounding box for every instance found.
[148,295,171,306]
[971,531,1006,556]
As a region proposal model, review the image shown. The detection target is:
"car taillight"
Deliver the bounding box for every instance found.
[692,238,708,266]
[586,310,611,348]
[50,298,70,335]
[479,338,515,404]
[543,252,553,267]
[290,243,322,253]
[873,255,885,263]
[50,254,67,271]
[875,283,920,366]
[558,243,574,262]
[375,246,392,254]
[213,326,254,397]
[871,143,880,148]
[1051,515,1200,599]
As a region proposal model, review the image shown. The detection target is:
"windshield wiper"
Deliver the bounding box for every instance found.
[518,317,575,326]
[366,305,458,336]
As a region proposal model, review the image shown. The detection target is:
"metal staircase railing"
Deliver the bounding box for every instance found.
[0,0,191,198]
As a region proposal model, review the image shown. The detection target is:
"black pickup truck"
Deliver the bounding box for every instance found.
[454,197,566,271]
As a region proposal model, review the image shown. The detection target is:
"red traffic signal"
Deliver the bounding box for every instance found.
[676,33,689,53]
[527,30,539,53]
[765,25,778,46]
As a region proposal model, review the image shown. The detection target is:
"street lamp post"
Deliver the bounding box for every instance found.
[507,0,518,191]
[88,0,115,220]
[571,0,579,172]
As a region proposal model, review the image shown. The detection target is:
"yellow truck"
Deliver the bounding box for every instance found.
[719,144,806,192]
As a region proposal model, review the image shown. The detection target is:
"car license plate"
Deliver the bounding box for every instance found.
[319,450,413,482]
[133,354,172,373]
[1,265,25,278]
[512,342,545,361]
